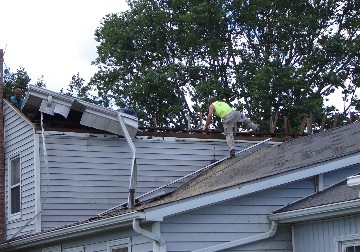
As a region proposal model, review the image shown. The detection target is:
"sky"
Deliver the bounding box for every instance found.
[0,0,350,113]
[0,0,129,93]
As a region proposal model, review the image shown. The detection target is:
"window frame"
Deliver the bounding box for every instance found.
[42,245,61,252]
[8,154,22,220]
[107,238,131,252]
[335,234,360,252]
[63,246,85,252]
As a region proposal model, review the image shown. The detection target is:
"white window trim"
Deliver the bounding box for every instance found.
[43,245,61,252]
[335,233,360,252]
[63,246,84,252]
[8,153,22,221]
[108,238,131,252]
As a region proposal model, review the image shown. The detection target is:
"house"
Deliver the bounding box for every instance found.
[269,175,360,252]
[0,85,278,250]
[0,85,360,251]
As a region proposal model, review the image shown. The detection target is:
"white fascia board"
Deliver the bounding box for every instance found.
[0,211,144,251]
[347,174,360,189]
[269,199,360,223]
[27,85,137,121]
[144,152,360,221]
[26,85,74,106]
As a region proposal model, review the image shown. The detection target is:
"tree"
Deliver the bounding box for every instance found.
[3,66,31,97]
[60,73,100,105]
[3,66,47,98]
[88,0,359,131]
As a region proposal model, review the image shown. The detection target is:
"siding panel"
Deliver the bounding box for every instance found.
[294,215,360,252]
[39,133,259,230]
[162,180,314,252]
[3,103,37,239]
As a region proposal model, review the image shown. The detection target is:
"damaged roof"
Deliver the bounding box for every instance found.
[22,85,138,138]
[130,121,360,210]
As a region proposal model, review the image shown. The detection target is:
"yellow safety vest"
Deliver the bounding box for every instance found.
[212,101,232,119]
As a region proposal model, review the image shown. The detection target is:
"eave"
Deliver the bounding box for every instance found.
[23,85,138,138]
[0,211,144,251]
[143,151,360,221]
[269,199,360,224]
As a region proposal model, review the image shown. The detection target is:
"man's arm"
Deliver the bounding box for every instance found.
[203,104,215,130]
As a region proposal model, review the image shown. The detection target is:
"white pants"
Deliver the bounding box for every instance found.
[223,110,257,151]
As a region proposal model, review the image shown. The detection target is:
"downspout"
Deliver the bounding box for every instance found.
[0,49,6,241]
[132,219,166,252]
[192,221,277,252]
[117,113,137,209]
[12,111,51,238]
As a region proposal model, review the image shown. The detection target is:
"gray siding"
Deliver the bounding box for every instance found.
[323,164,360,188]
[3,102,37,239]
[38,132,260,230]
[161,179,315,252]
[293,215,360,252]
[159,164,360,252]
[11,228,154,252]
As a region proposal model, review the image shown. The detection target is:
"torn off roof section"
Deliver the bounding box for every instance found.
[22,85,138,138]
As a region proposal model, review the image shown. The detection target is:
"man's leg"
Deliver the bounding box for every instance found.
[235,111,259,130]
[223,121,235,157]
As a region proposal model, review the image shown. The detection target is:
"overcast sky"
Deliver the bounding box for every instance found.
[0,0,349,112]
[0,0,129,92]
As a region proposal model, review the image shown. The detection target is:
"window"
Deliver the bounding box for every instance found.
[9,155,21,216]
[63,246,84,252]
[342,241,360,252]
[336,234,360,252]
[43,245,61,252]
[108,238,131,252]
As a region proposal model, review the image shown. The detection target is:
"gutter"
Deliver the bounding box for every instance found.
[0,211,143,251]
[269,198,360,223]
[133,219,166,252]
[192,221,277,252]
[145,152,360,221]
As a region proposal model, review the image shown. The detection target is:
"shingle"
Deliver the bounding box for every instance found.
[137,122,360,209]
[273,179,359,213]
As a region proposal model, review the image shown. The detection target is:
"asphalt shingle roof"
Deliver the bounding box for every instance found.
[273,179,359,213]
[136,121,360,209]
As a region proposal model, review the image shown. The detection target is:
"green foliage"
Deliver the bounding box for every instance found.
[60,73,101,105]
[82,0,359,131]
[3,66,32,97]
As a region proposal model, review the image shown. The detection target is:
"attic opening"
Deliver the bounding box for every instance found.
[25,108,101,132]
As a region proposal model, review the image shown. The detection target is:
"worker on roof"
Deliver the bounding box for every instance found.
[10,88,24,110]
[203,96,259,158]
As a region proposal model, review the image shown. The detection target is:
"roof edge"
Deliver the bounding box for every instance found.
[143,152,360,221]
[0,211,143,251]
[269,199,360,223]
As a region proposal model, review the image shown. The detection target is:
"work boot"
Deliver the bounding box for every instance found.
[230,149,235,158]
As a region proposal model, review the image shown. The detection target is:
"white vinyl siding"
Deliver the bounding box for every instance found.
[294,215,360,252]
[161,179,315,252]
[38,132,259,230]
[3,101,37,239]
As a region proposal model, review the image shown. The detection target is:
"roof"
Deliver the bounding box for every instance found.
[274,179,359,214]
[132,121,360,210]
[269,178,360,223]
[22,85,138,138]
[2,120,360,249]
